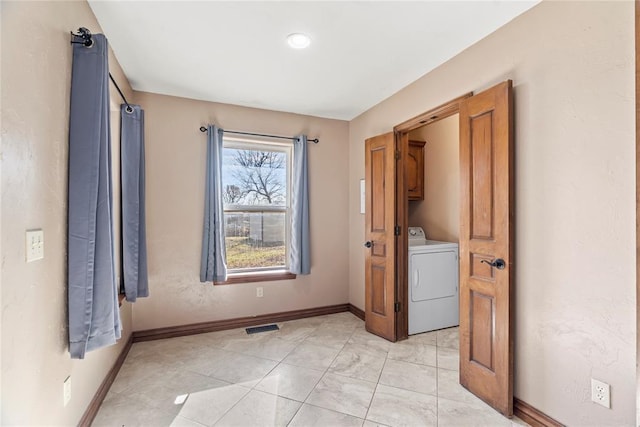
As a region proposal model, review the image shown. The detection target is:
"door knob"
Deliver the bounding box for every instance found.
[364,241,373,248]
[481,258,506,270]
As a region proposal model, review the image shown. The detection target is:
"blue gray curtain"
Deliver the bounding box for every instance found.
[68,34,121,359]
[200,125,227,282]
[290,135,311,274]
[121,105,148,301]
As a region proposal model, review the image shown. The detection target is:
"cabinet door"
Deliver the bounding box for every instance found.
[407,140,425,200]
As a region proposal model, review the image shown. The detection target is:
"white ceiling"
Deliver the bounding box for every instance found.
[88,1,538,120]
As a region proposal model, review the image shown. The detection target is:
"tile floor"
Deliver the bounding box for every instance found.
[93,312,528,427]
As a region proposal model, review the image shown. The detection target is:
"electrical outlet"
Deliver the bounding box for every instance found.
[63,376,71,407]
[256,287,264,298]
[591,378,610,408]
[25,229,44,262]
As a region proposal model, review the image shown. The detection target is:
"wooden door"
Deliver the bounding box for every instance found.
[364,132,397,341]
[459,80,514,416]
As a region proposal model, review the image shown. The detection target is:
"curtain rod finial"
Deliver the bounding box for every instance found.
[199,126,207,133]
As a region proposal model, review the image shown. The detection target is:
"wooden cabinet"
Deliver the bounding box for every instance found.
[407,140,426,200]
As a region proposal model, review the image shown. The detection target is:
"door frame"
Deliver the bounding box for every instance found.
[392,92,472,340]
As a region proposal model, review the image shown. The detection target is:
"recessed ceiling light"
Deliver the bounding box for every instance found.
[287,33,311,49]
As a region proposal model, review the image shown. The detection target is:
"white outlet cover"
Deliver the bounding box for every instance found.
[591,378,610,409]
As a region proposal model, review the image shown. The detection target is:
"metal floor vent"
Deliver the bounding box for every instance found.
[246,324,279,334]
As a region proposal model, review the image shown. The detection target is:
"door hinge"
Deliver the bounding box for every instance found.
[395,151,400,160]
[394,225,400,236]
[394,302,401,312]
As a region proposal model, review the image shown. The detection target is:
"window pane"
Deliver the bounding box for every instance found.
[224,211,286,270]
[222,147,287,207]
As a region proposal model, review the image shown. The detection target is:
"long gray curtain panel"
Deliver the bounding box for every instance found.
[200,125,228,282]
[290,135,311,274]
[121,105,149,301]
[68,34,121,359]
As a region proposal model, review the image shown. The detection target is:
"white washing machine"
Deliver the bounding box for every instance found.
[408,227,459,335]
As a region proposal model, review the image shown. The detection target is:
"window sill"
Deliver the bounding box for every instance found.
[214,271,296,285]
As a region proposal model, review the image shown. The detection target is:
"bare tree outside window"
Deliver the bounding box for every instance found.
[231,150,286,205]
[223,184,243,205]
[222,144,289,271]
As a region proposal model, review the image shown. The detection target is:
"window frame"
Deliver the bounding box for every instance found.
[216,137,294,283]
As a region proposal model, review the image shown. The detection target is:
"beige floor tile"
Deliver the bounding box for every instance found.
[93,409,177,427]
[437,369,530,427]
[406,331,437,346]
[177,383,250,426]
[271,322,318,342]
[378,359,437,396]
[363,421,391,427]
[387,341,436,366]
[123,369,230,406]
[318,312,363,327]
[197,328,245,349]
[128,336,200,357]
[304,326,354,350]
[254,362,325,402]
[214,389,301,426]
[109,360,179,394]
[167,334,223,350]
[437,327,460,349]
[174,347,232,377]
[93,395,178,427]
[288,403,364,427]
[437,346,459,371]
[348,329,392,354]
[98,387,166,412]
[187,349,278,385]
[305,372,376,418]
[437,368,480,404]
[284,316,326,328]
[223,335,298,361]
[328,343,387,383]
[170,416,208,427]
[366,384,437,427]
[437,396,513,427]
[283,342,341,370]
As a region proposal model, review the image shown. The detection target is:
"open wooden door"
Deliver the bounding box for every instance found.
[364,132,397,341]
[459,80,514,416]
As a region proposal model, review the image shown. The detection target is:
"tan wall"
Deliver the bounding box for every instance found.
[407,115,459,243]
[1,1,134,425]
[133,92,350,331]
[349,2,635,425]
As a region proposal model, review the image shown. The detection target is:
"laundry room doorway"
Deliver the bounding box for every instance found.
[406,114,460,247]
[363,80,514,417]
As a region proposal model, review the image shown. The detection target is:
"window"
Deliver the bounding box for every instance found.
[221,138,293,278]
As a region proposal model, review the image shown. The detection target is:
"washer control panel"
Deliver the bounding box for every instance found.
[408,227,426,241]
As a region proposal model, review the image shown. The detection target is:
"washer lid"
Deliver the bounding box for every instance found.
[409,240,459,251]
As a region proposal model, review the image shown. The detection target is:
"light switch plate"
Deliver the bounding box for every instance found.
[26,229,44,262]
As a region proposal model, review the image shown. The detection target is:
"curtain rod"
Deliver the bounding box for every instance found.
[70,27,133,113]
[199,127,319,144]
